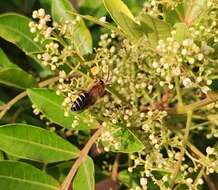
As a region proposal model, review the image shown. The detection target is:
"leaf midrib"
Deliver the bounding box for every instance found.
[0,133,78,156]
[0,175,58,190]
[0,24,42,50]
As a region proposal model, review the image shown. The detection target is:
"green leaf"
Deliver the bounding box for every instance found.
[0,124,80,163]
[27,88,99,130]
[0,48,37,89]
[0,151,4,160]
[102,125,144,153]
[140,14,171,46]
[164,3,186,26]
[118,170,139,188]
[0,13,43,62]
[73,157,95,190]
[0,67,37,89]
[70,13,118,32]
[103,0,142,38]
[46,161,72,182]
[0,48,19,69]
[0,161,59,190]
[52,0,92,55]
[174,23,190,43]
[164,1,207,26]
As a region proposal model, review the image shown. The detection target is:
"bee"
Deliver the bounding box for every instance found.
[71,79,105,111]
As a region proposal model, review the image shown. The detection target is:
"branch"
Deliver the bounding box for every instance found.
[168,92,218,115]
[60,125,104,190]
[111,153,120,181]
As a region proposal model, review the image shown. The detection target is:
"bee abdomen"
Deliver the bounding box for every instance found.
[71,93,91,111]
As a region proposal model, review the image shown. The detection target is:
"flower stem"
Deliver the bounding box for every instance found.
[170,110,193,188]
[174,77,183,106]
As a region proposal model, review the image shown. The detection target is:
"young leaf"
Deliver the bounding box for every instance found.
[174,23,190,43]
[0,160,60,190]
[27,88,99,130]
[51,0,92,55]
[102,125,144,153]
[0,13,43,62]
[73,157,95,190]
[140,14,171,46]
[0,124,80,163]
[0,67,37,89]
[103,0,142,38]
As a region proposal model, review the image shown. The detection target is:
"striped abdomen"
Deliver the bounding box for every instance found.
[71,92,91,111]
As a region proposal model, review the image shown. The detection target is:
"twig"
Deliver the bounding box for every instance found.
[170,110,193,188]
[60,125,104,190]
[111,153,120,181]
[0,76,59,119]
[203,175,218,190]
[174,77,183,106]
[192,166,205,189]
[168,92,218,115]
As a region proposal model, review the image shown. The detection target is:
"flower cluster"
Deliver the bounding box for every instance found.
[29,3,218,189]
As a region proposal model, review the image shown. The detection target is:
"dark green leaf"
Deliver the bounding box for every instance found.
[0,48,19,69]
[52,0,92,55]
[103,0,142,38]
[73,157,95,190]
[118,170,139,188]
[140,14,171,46]
[0,68,37,89]
[27,88,99,130]
[0,13,43,62]
[0,160,59,190]
[0,124,80,163]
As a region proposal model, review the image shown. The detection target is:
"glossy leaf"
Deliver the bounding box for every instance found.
[0,124,80,163]
[73,157,95,190]
[0,48,18,69]
[0,67,37,89]
[102,125,144,153]
[103,0,142,38]
[27,88,99,130]
[140,14,171,46]
[71,13,118,32]
[0,151,4,160]
[0,13,43,61]
[0,161,59,190]
[52,0,92,55]
[0,48,37,88]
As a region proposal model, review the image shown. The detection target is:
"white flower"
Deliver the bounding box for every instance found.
[183,78,192,88]
[99,16,106,22]
[140,177,147,186]
[206,146,214,155]
[201,86,210,94]
[38,8,45,17]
